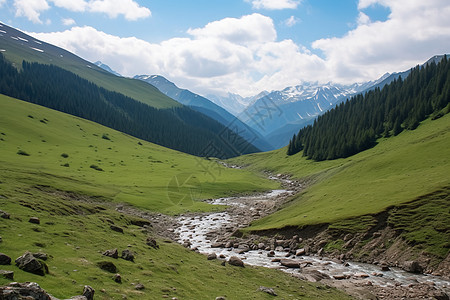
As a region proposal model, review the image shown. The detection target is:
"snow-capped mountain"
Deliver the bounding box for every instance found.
[207,92,268,116]
[94,61,121,77]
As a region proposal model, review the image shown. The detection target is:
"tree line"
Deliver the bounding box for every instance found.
[0,54,259,158]
[287,56,450,160]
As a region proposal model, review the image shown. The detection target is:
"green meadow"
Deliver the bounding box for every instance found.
[0,94,277,215]
[230,112,450,232]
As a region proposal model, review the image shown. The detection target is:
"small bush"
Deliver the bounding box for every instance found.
[17,150,30,156]
[61,163,69,167]
[90,164,103,171]
[61,153,69,158]
[102,134,111,140]
[28,115,34,119]
[138,141,143,145]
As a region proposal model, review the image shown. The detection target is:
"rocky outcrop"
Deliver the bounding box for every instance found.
[97,261,117,273]
[121,249,134,262]
[228,256,244,267]
[0,253,11,265]
[15,251,47,276]
[0,282,95,300]
[0,270,14,280]
[103,248,119,259]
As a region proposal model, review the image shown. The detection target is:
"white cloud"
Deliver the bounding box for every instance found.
[357,12,370,25]
[0,0,6,7]
[50,0,88,12]
[88,0,151,20]
[13,0,50,24]
[313,0,450,83]
[284,15,300,27]
[13,0,151,22]
[62,18,76,26]
[247,0,300,10]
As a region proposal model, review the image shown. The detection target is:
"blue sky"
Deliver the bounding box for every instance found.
[0,0,449,97]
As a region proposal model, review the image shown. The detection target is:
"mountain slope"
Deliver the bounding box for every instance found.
[0,22,177,109]
[0,94,351,299]
[135,75,274,151]
[94,60,121,77]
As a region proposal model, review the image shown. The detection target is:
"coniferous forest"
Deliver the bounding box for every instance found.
[0,54,259,158]
[287,56,450,160]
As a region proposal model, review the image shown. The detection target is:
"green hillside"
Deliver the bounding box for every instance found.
[0,94,275,214]
[230,113,450,257]
[0,97,352,300]
[0,22,179,109]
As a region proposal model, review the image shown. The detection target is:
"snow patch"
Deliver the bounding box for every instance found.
[0,49,6,52]
[0,30,6,34]
[87,65,92,68]
[34,40,42,45]
[30,47,44,52]
[10,36,18,40]
[17,37,28,42]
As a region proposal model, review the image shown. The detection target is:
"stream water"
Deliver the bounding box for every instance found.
[174,188,450,292]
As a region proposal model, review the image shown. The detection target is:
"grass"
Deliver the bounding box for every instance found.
[0,181,351,299]
[0,94,277,215]
[0,30,179,109]
[230,113,450,232]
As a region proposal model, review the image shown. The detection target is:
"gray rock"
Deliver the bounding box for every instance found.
[135,283,145,290]
[33,252,48,261]
[267,251,275,257]
[0,282,51,300]
[15,251,46,275]
[211,242,224,248]
[280,259,300,268]
[82,285,95,300]
[29,217,40,224]
[259,286,277,296]
[0,270,14,280]
[97,261,117,273]
[402,261,423,274]
[0,253,11,265]
[113,273,122,283]
[228,256,244,267]
[295,248,306,256]
[146,237,159,249]
[0,210,10,219]
[207,253,217,260]
[121,249,134,262]
[257,243,265,250]
[215,297,226,300]
[103,248,119,259]
[110,225,124,233]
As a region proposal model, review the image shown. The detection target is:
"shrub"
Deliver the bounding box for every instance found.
[90,164,103,171]
[102,133,111,140]
[61,153,69,158]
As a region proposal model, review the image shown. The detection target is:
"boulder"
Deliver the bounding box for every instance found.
[333,274,350,280]
[113,273,122,283]
[211,242,224,248]
[295,248,306,256]
[82,285,95,300]
[135,283,145,290]
[207,253,217,260]
[0,210,10,219]
[257,243,265,250]
[29,217,40,224]
[103,248,119,259]
[15,251,46,275]
[267,250,275,257]
[33,252,48,261]
[225,241,233,248]
[216,297,227,300]
[280,259,300,268]
[110,225,124,233]
[0,253,11,265]
[259,286,277,296]
[146,237,159,249]
[228,256,244,267]
[0,282,52,300]
[402,261,423,274]
[97,261,117,273]
[0,270,14,280]
[121,249,134,262]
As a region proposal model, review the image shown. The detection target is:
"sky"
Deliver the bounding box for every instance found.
[0,0,449,97]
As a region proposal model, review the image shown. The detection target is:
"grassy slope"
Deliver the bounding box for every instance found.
[230,113,450,231]
[0,94,277,215]
[0,95,352,299]
[0,26,179,109]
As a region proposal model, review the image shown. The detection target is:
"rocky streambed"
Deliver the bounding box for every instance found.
[174,176,450,300]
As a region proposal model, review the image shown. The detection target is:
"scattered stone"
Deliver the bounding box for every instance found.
[295,248,306,256]
[207,253,217,260]
[271,258,281,263]
[225,241,233,248]
[432,290,449,300]
[333,274,349,280]
[257,243,265,250]
[103,248,119,259]
[110,225,124,233]
[29,217,40,224]
[259,286,277,296]
[219,254,226,259]
[97,261,117,273]
[135,283,145,290]
[0,270,14,280]
[82,285,95,300]
[130,219,151,227]
[353,273,370,278]
[146,237,159,249]
[0,282,51,299]
[280,259,300,268]
[32,252,48,261]
[0,253,11,265]
[211,242,224,248]
[267,251,275,257]
[113,273,122,283]
[228,256,244,267]
[0,210,10,219]
[15,251,46,275]
[216,297,226,300]
[121,249,134,262]
[381,265,390,271]
[402,261,423,274]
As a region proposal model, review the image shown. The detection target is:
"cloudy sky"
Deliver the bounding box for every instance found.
[1,0,449,97]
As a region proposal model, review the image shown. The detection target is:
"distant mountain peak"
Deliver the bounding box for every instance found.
[94,61,121,77]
